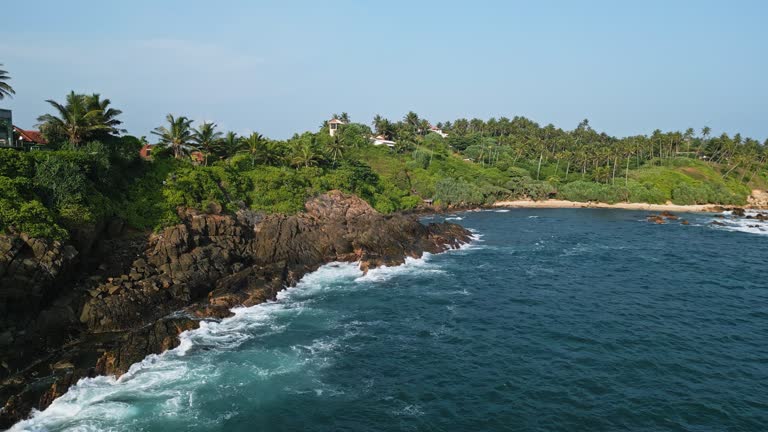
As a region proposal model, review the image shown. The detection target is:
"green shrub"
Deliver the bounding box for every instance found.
[246,167,311,214]
[33,155,88,208]
[0,176,67,239]
[507,166,531,179]
[0,149,34,177]
[503,175,555,200]
[164,166,251,213]
[434,177,484,206]
[399,195,421,210]
[411,149,431,169]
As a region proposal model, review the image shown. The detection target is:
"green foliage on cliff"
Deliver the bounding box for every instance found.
[0,136,143,239]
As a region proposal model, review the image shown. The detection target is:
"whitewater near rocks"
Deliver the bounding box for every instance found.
[0,191,470,428]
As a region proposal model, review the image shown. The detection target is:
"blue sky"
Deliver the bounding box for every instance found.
[1,0,766,140]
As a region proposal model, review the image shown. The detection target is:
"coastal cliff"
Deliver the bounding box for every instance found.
[0,191,471,428]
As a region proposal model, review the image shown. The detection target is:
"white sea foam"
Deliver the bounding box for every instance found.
[10,262,364,432]
[445,216,464,221]
[452,229,484,252]
[393,404,425,417]
[494,209,510,213]
[710,211,768,236]
[356,254,446,283]
[11,233,486,431]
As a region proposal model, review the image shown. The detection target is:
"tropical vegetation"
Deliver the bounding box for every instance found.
[1,78,767,240]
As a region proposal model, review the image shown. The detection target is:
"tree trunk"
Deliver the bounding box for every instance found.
[747,158,766,183]
[536,153,543,180]
[722,162,741,178]
[625,156,630,186]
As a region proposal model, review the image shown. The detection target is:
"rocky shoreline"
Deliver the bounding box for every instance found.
[0,191,471,429]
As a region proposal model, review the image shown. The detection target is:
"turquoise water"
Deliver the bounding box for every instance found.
[13,209,768,431]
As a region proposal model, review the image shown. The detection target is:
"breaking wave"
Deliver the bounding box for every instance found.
[710,210,768,236]
[10,234,483,432]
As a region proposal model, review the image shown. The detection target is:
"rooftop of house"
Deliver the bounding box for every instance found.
[190,151,205,163]
[328,118,346,125]
[13,126,48,144]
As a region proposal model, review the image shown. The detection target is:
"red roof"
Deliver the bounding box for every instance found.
[13,126,48,145]
[190,151,205,163]
[139,144,153,159]
[328,118,346,124]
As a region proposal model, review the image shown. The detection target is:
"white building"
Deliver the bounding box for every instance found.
[328,118,346,137]
[371,135,396,148]
[429,125,448,138]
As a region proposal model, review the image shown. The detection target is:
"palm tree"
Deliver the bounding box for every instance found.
[418,119,431,136]
[0,64,15,100]
[326,135,346,162]
[700,126,712,160]
[372,115,395,139]
[151,114,196,159]
[37,91,110,146]
[193,122,223,165]
[84,94,125,137]
[291,142,321,168]
[242,132,268,167]
[220,131,241,158]
[403,111,420,133]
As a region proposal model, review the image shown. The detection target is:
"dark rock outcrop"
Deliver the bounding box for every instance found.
[0,191,471,428]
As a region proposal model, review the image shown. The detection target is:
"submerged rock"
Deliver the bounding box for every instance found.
[660,211,679,220]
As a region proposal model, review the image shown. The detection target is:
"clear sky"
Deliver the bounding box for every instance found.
[1,0,766,140]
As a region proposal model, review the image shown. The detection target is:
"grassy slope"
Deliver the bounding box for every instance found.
[631,160,751,203]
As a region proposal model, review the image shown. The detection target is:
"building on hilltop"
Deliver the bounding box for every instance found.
[328,118,346,137]
[428,125,448,138]
[371,135,396,148]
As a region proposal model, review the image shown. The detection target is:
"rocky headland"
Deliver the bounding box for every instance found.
[0,191,471,428]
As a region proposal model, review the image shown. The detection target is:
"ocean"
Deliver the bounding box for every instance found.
[11,209,768,431]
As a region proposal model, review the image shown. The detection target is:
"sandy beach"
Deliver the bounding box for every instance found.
[492,199,722,213]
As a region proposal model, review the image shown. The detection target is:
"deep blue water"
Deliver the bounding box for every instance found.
[13,209,768,431]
